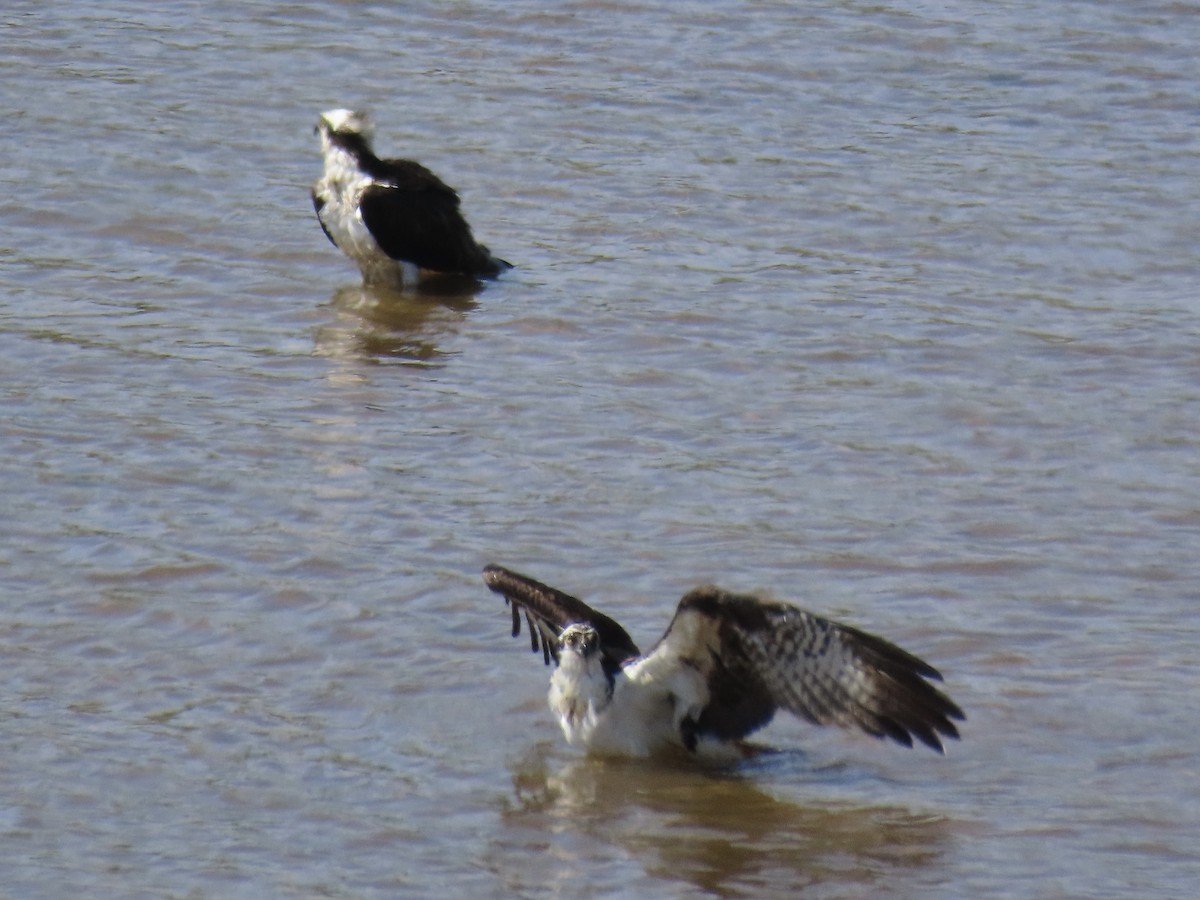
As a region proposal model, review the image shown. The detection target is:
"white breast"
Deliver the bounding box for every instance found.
[548,652,711,758]
[314,147,416,287]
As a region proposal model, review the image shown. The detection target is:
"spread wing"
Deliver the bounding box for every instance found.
[482,565,640,668]
[360,159,508,276]
[651,587,965,753]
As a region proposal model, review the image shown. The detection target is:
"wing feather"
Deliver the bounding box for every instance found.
[359,159,509,276]
[311,190,338,248]
[667,587,964,753]
[482,565,640,667]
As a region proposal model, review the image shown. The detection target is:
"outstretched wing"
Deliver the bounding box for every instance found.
[651,587,965,753]
[482,565,640,667]
[360,159,509,276]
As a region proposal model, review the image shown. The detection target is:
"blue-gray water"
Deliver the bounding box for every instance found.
[3,1,1199,897]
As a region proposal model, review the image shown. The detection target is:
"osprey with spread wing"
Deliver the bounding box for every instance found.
[483,565,964,759]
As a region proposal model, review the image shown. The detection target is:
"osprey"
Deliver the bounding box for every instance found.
[483,565,964,759]
[312,109,511,288]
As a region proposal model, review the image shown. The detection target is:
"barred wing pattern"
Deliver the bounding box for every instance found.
[482,565,964,755]
[669,587,964,752]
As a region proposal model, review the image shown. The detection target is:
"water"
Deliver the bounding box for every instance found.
[3,1,1199,896]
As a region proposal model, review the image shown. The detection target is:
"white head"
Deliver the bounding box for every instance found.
[316,108,377,162]
[558,623,601,661]
[318,108,373,139]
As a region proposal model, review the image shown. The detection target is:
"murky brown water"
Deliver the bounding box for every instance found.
[3,1,1199,896]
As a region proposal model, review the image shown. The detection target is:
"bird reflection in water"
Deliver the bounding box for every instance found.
[312,281,482,364]
[489,744,954,897]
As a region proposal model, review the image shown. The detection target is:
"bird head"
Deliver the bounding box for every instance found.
[316,108,375,145]
[558,623,600,660]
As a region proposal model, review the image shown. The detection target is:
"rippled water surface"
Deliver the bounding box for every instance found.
[3,1,1199,897]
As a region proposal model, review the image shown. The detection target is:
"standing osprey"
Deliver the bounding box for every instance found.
[312,109,511,288]
[483,565,964,759]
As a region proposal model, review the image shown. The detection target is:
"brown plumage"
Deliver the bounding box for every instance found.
[483,565,964,757]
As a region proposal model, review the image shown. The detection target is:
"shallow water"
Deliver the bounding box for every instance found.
[3,1,1200,896]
